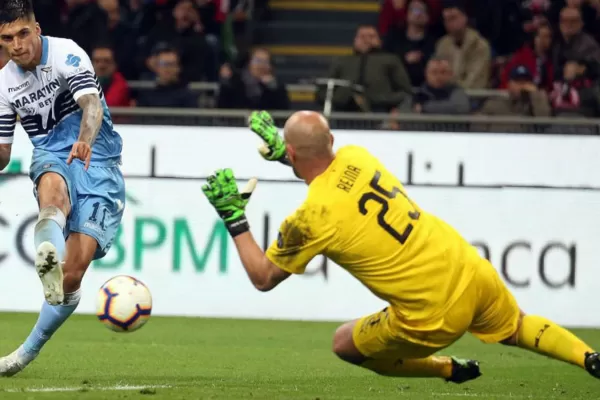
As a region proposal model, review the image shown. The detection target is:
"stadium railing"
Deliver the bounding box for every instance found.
[109,107,600,135]
[126,81,509,109]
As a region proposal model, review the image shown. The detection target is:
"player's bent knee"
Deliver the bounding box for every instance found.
[37,172,70,214]
[332,322,366,365]
[35,206,67,232]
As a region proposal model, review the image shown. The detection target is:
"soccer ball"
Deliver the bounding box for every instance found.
[96,275,152,333]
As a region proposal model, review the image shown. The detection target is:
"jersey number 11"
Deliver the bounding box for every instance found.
[358,171,420,244]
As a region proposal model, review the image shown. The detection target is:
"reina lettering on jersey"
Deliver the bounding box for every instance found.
[11,78,60,109]
[337,165,362,193]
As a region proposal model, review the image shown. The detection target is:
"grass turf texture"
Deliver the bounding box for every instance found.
[0,313,598,399]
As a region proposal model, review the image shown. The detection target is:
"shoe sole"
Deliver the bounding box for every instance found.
[35,241,64,305]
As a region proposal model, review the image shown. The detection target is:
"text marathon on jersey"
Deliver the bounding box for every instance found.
[11,79,60,109]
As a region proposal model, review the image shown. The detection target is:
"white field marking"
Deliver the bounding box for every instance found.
[435,393,558,399]
[4,384,172,393]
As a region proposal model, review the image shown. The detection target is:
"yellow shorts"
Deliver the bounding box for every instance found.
[352,259,521,359]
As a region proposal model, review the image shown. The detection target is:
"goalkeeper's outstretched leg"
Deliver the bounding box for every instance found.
[501,312,600,379]
[469,258,600,379]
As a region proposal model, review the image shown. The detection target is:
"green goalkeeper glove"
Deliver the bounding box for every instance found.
[201,168,257,237]
[248,110,287,162]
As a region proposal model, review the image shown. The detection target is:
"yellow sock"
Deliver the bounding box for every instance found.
[517,315,595,368]
[361,356,453,378]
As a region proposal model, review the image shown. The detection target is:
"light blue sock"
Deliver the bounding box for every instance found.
[19,207,70,362]
[20,290,81,361]
[33,206,67,263]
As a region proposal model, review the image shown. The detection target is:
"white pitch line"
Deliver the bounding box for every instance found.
[436,393,554,399]
[4,384,172,393]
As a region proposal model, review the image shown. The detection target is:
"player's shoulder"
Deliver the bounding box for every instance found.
[336,144,377,163]
[47,36,82,53]
[285,196,337,240]
[300,178,347,233]
[46,37,92,79]
[0,60,17,80]
[0,61,23,98]
[47,37,87,67]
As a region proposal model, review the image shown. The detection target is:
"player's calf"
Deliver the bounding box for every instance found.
[62,233,99,293]
[505,312,598,378]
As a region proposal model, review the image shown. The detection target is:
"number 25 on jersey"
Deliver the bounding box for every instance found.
[358,171,420,244]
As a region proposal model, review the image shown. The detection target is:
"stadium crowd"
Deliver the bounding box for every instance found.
[0,0,599,118]
[332,0,600,117]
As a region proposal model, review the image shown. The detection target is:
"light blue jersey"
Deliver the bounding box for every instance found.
[0,36,125,259]
[0,36,122,166]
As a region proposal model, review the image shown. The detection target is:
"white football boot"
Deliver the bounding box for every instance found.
[0,347,31,377]
[35,241,64,305]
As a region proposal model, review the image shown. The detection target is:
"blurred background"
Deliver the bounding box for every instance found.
[3,0,600,132]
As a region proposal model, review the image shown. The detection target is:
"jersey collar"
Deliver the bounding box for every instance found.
[16,35,49,75]
[40,35,49,65]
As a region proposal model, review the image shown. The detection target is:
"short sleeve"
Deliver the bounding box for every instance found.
[56,40,99,102]
[266,203,336,274]
[0,93,16,144]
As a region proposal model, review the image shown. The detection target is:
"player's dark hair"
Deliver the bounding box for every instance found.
[0,0,35,26]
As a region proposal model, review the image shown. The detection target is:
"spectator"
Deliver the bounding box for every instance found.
[550,58,600,117]
[520,0,551,34]
[435,4,491,89]
[135,47,198,108]
[553,7,600,80]
[548,0,600,40]
[139,0,217,82]
[92,46,131,108]
[318,25,412,112]
[217,48,290,110]
[64,0,109,56]
[384,0,437,86]
[97,0,137,79]
[398,57,470,114]
[500,24,554,92]
[378,0,443,38]
[480,65,551,116]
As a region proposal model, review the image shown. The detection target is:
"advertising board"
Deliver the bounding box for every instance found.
[0,176,597,326]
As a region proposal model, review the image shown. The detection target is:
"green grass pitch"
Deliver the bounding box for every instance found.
[0,313,598,399]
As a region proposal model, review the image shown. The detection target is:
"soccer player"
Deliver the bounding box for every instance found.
[0,1,125,376]
[201,110,600,383]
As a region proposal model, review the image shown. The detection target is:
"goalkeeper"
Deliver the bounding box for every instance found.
[201,110,600,383]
